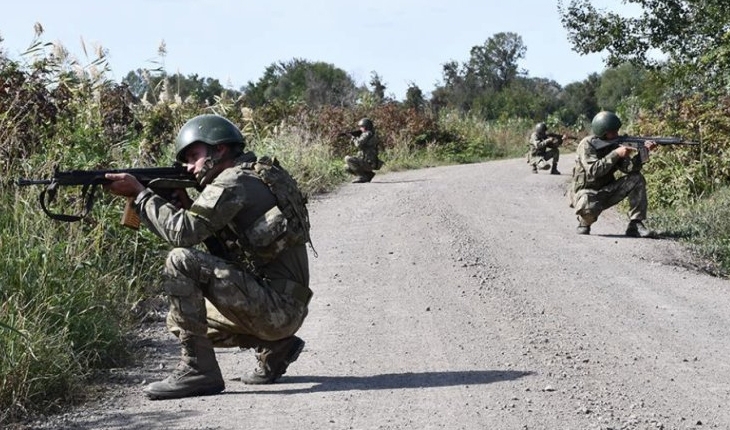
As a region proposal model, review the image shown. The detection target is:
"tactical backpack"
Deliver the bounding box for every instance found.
[239,156,313,262]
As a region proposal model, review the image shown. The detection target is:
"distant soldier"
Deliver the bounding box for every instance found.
[570,111,658,237]
[344,118,382,183]
[528,122,564,174]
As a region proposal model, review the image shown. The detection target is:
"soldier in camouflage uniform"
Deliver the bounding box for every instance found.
[345,117,382,183]
[570,111,658,237]
[104,114,312,400]
[528,122,562,174]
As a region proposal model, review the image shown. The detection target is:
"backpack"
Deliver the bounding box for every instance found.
[239,156,314,262]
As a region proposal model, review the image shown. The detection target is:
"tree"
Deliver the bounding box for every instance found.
[558,73,601,125]
[242,58,358,108]
[404,82,426,112]
[596,63,647,111]
[369,72,387,105]
[558,0,730,92]
[467,32,526,92]
[434,32,528,117]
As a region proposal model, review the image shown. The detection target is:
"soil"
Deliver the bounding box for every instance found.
[18,156,730,430]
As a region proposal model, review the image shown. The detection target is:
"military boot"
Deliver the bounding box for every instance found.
[625,220,656,238]
[352,172,374,183]
[531,164,538,174]
[537,160,551,171]
[240,336,305,385]
[143,335,224,400]
[550,165,561,175]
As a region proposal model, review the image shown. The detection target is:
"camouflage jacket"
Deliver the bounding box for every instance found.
[529,132,558,156]
[572,135,643,193]
[133,152,309,286]
[352,130,380,168]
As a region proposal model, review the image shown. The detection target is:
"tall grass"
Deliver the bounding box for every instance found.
[1,169,175,418]
[651,186,730,276]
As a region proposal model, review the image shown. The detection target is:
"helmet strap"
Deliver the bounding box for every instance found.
[195,145,227,186]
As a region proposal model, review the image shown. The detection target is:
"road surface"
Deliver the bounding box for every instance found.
[28,157,730,430]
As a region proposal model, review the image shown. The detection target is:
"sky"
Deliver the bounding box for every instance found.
[0,1,639,101]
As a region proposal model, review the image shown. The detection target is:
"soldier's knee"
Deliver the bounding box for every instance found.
[165,248,196,276]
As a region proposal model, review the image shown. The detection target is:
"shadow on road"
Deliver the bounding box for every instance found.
[236,369,534,395]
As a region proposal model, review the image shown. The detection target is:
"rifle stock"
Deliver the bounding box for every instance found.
[17,164,197,227]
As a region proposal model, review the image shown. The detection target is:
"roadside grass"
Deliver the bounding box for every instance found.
[651,186,730,276]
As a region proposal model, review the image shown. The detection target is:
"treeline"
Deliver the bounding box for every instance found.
[121,31,650,130]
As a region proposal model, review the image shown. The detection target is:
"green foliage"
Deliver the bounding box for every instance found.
[638,95,730,207]
[559,0,730,93]
[652,186,730,276]
[243,58,358,108]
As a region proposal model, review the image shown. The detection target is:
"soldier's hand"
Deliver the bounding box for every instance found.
[644,140,659,151]
[169,188,192,209]
[615,146,637,158]
[104,173,145,197]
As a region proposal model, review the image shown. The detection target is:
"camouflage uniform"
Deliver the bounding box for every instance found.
[528,131,560,174]
[134,152,310,359]
[570,135,648,228]
[345,130,381,182]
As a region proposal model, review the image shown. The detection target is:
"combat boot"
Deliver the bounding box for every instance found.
[531,164,538,174]
[576,225,590,235]
[143,335,224,400]
[240,336,305,385]
[625,220,656,238]
[550,165,561,175]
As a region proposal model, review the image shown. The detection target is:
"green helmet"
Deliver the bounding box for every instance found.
[175,114,245,162]
[591,111,622,138]
[535,122,547,133]
[357,118,374,131]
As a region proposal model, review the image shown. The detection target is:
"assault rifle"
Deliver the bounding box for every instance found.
[615,135,700,147]
[338,129,363,138]
[591,135,700,162]
[546,132,578,147]
[17,163,197,229]
[592,135,700,151]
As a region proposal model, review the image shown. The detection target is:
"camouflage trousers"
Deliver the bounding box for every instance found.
[344,155,374,177]
[163,247,307,348]
[530,147,560,168]
[573,172,648,226]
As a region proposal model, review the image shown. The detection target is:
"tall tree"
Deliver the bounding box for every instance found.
[596,63,647,111]
[558,0,730,93]
[467,32,527,92]
[435,32,528,116]
[243,58,357,108]
[559,73,601,125]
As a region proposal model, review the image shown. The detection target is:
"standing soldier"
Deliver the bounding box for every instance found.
[345,118,382,183]
[570,111,658,237]
[104,114,313,400]
[528,122,563,175]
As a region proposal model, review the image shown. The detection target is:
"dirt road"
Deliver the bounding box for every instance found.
[29,157,730,430]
